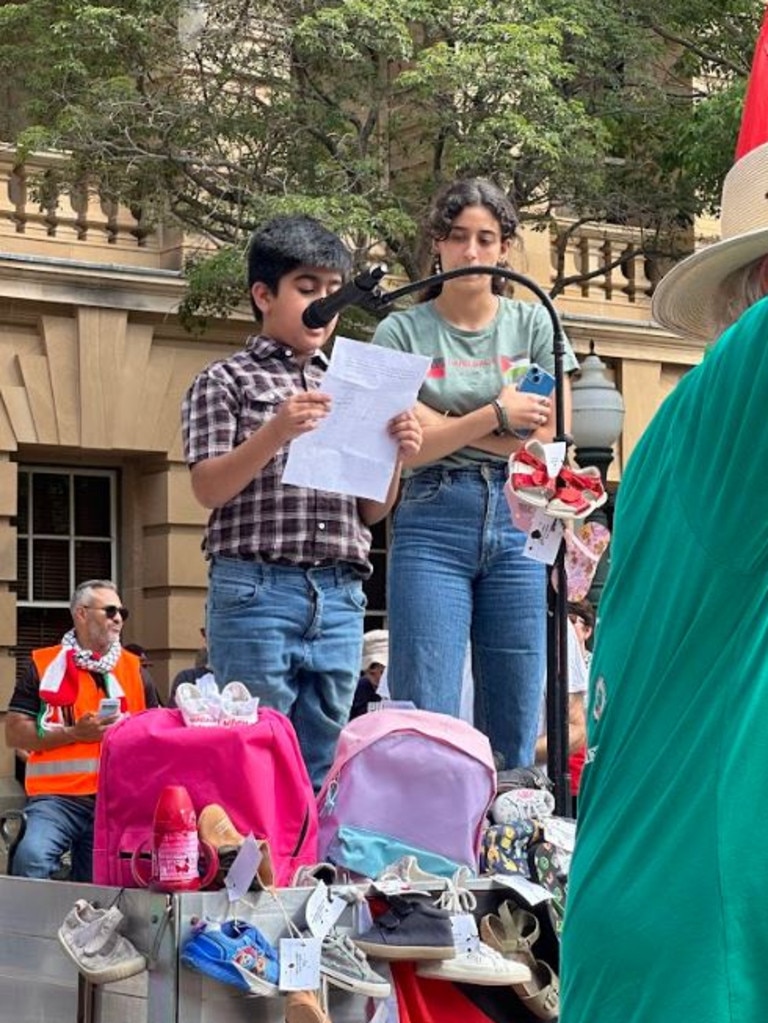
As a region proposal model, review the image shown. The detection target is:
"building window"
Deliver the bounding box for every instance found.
[16,467,117,675]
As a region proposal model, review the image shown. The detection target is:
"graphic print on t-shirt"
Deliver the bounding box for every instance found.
[426,353,530,381]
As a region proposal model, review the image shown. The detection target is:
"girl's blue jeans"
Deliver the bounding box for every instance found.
[387,463,546,769]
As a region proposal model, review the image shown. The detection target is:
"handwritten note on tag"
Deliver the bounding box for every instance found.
[305,880,348,939]
[450,913,480,954]
[279,937,322,991]
[223,834,262,902]
[540,441,566,478]
[524,510,564,564]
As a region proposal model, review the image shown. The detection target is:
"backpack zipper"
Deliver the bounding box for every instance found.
[290,807,310,857]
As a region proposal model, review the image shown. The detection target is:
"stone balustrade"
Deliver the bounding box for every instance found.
[0,148,184,270]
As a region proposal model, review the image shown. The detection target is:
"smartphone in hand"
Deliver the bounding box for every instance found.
[513,363,556,439]
[97,697,120,719]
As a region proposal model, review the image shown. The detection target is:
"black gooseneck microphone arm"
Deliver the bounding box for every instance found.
[319,263,572,814]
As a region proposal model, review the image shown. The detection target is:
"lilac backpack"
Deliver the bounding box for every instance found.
[317,708,496,878]
[93,707,318,888]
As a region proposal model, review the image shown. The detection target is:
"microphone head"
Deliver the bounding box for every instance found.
[302,304,329,330]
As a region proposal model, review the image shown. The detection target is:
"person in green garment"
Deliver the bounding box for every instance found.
[560,85,768,1023]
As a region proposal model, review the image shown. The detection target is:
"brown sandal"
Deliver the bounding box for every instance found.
[479,901,560,1020]
[480,901,539,961]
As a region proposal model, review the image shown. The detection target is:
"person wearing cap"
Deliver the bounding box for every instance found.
[561,17,768,1023]
[349,630,388,719]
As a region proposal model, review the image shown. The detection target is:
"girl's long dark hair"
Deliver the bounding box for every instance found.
[419,178,519,302]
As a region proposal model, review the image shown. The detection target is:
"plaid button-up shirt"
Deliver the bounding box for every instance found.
[182,334,372,574]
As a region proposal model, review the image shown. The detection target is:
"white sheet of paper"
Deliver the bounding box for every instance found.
[281,337,431,501]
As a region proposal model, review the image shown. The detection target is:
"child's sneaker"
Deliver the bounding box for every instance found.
[197,804,245,868]
[319,928,391,997]
[58,900,123,955]
[219,681,259,726]
[378,854,446,887]
[354,894,456,961]
[181,919,280,996]
[490,787,556,825]
[175,682,221,727]
[291,862,338,888]
[58,901,147,985]
[416,940,531,985]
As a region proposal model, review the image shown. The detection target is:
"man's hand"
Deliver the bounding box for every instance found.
[272,391,332,443]
[389,409,422,459]
[70,712,119,744]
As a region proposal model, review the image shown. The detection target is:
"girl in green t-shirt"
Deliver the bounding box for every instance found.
[372,178,577,768]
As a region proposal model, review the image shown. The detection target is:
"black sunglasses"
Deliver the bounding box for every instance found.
[84,604,129,621]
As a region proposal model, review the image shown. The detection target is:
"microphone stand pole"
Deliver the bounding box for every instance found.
[368,265,571,816]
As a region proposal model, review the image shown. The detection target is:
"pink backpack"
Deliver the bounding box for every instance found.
[93,707,318,887]
[316,708,497,878]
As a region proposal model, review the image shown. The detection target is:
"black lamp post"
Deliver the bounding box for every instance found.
[570,343,625,607]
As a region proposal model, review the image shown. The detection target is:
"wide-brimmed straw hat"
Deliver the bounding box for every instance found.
[651,141,768,341]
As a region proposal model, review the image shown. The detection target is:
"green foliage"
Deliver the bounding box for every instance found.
[1,0,764,321]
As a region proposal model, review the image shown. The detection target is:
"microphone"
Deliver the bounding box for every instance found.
[302,264,388,329]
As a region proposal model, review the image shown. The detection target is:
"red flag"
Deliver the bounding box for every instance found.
[736,6,768,159]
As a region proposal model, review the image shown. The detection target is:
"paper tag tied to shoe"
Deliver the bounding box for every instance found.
[279,936,322,991]
[223,833,263,902]
[304,880,348,940]
[524,509,565,564]
[450,913,480,955]
[492,874,553,906]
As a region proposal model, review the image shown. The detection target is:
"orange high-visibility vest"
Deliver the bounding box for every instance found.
[26,646,147,797]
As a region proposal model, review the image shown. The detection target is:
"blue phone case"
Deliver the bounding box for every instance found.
[517,364,556,398]
[513,364,555,438]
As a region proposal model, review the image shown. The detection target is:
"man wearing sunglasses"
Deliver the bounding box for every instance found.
[5,579,158,881]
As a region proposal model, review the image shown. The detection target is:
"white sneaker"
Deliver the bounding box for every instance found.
[58,901,147,985]
[416,940,532,985]
[378,855,446,886]
[175,681,221,727]
[219,681,259,726]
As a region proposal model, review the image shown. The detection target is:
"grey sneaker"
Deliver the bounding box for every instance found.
[58,901,147,985]
[319,928,391,997]
[58,900,124,955]
[354,895,456,961]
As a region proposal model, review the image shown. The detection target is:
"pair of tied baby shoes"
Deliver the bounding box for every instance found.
[509,441,607,521]
[176,676,259,728]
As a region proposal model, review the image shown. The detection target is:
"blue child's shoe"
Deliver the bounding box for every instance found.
[181,919,280,996]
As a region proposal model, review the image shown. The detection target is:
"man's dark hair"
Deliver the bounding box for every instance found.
[246,214,352,318]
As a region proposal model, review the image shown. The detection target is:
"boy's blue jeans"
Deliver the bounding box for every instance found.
[207,557,366,790]
[387,463,546,770]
